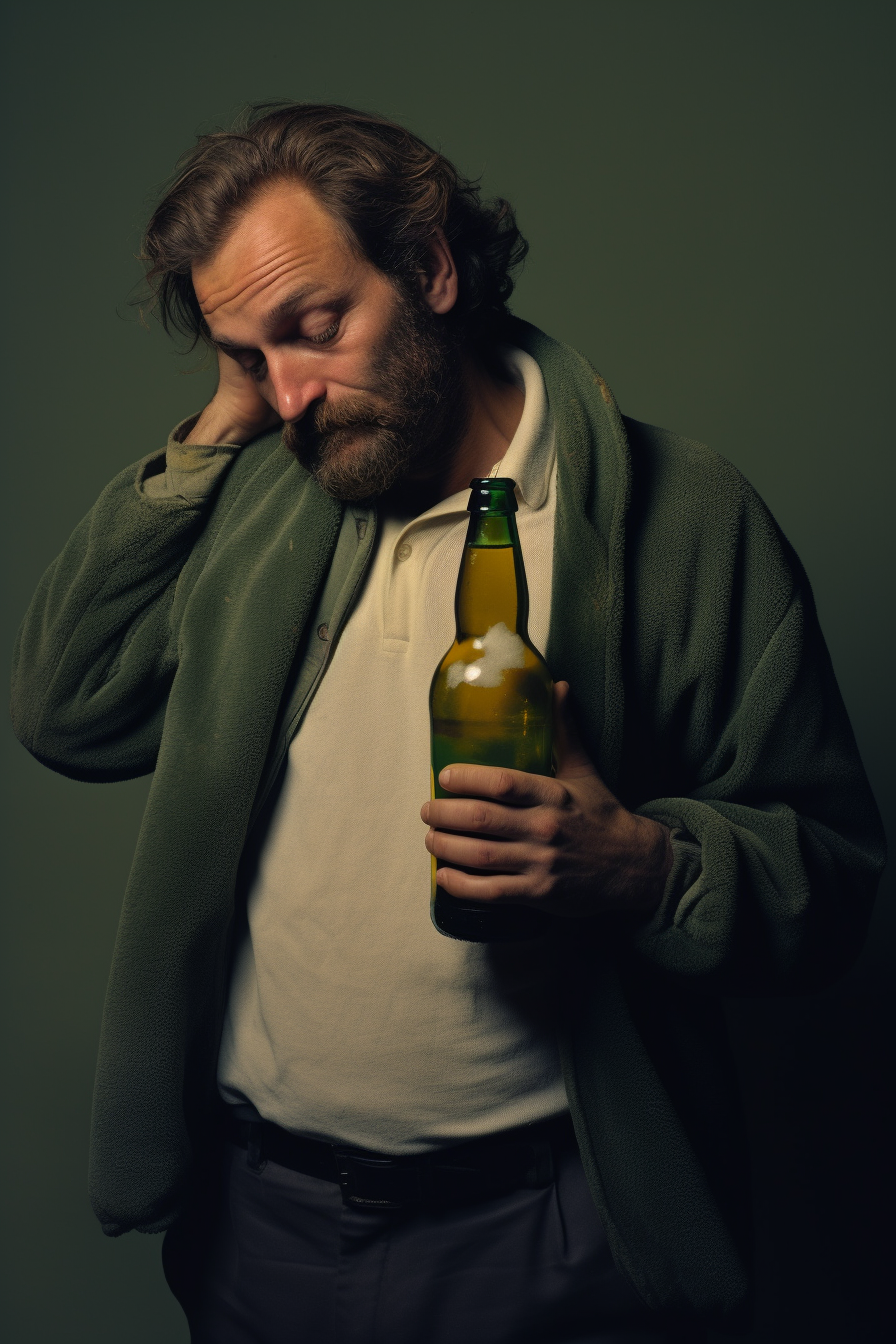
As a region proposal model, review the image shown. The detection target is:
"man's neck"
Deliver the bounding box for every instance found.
[386,355,524,515]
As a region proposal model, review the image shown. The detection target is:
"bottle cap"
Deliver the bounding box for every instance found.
[467,478,519,515]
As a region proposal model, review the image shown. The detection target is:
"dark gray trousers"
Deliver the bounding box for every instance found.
[163,1132,707,1344]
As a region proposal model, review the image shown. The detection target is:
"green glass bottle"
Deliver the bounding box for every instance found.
[429,478,554,942]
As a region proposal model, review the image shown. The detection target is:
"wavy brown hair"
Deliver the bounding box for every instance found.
[140,101,528,351]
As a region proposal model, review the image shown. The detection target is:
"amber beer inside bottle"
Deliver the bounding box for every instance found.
[429,478,553,942]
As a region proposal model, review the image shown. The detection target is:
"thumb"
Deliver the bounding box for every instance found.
[552,682,597,780]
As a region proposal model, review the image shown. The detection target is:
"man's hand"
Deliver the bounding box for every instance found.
[183,348,283,446]
[421,683,672,918]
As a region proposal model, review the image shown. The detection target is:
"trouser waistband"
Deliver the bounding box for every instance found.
[222,1105,576,1210]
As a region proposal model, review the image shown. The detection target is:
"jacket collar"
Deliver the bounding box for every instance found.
[505,318,633,787]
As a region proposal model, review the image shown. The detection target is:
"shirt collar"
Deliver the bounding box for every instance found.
[492,344,555,511]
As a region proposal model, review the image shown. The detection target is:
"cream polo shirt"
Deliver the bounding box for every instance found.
[217,347,568,1154]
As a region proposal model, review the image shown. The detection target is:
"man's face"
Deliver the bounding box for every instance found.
[192,180,468,498]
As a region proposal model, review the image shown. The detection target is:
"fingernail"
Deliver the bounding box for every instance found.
[440,768,451,786]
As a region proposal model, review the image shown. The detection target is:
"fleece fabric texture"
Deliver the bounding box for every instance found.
[10,320,885,1324]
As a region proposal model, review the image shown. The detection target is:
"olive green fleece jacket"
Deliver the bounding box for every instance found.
[10,320,885,1324]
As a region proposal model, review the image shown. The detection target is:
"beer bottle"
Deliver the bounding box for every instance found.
[429,478,553,942]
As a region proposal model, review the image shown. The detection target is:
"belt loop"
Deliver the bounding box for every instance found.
[528,1135,555,1188]
[246,1121,267,1174]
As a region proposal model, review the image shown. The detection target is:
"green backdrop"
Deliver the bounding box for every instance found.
[2,3,892,1341]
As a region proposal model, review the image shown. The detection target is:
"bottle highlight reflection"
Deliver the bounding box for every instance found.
[429,478,553,942]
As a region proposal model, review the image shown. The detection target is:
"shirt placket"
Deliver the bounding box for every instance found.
[383,517,424,649]
[382,503,470,649]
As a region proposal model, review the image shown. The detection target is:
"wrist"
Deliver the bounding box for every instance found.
[617,814,673,916]
[182,400,278,446]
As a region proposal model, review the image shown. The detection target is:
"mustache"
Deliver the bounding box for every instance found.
[282,398,371,457]
[300,389,432,439]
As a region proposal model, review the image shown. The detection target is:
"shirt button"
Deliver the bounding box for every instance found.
[396,542,412,562]
[317,623,329,641]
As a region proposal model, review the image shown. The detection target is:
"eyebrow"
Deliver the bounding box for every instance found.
[207,283,328,351]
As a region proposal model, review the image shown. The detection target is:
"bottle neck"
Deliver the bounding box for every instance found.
[455,511,530,641]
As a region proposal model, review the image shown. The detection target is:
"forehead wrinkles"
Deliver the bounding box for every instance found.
[196,241,328,318]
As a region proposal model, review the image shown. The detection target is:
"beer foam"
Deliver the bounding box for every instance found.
[445,622,526,689]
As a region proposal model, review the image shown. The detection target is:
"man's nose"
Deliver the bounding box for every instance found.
[266,354,327,423]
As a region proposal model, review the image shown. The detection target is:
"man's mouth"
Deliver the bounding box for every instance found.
[313,420,386,448]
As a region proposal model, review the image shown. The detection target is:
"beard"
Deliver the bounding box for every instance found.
[281,283,470,500]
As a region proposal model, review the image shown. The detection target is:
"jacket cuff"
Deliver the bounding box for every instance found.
[137,414,244,502]
[627,818,704,942]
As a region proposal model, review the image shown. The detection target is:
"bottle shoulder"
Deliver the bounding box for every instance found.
[435,626,550,674]
[430,627,552,716]
[450,637,550,665]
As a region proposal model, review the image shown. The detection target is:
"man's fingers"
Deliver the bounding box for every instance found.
[434,864,534,905]
[422,795,544,838]
[426,827,540,873]
[436,763,563,808]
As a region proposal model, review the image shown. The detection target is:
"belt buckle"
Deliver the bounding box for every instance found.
[333,1148,426,1210]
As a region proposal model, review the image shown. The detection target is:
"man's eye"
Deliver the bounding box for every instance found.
[308,320,340,346]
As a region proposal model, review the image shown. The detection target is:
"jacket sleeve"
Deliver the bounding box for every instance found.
[10,422,243,782]
[619,426,886,994]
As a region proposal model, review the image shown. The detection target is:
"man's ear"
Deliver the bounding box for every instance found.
[418,227,458,315]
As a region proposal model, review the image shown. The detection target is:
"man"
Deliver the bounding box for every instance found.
[11,103,884,1343]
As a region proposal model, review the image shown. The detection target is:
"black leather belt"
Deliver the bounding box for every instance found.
[223,1105,575,1210]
